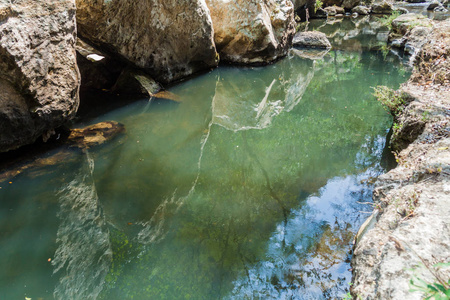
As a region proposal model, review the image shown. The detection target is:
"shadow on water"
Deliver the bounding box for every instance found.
[0,16,412,300]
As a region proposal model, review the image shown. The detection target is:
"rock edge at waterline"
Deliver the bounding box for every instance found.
[0,0,80,153]
[75,0,219,84]
[351,20,450,300]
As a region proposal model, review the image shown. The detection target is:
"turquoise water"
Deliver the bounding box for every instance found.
[0,21,409,299]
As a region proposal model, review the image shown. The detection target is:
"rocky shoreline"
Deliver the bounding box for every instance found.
[1,0,449,298]
[351,19,450,299]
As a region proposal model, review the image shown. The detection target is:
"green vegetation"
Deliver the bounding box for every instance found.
[410,263,450,300]
[314,0,323,13]
[372,85,406,115]
[422,111,431,122]
[380,44,391,60]
[379,10,401,31]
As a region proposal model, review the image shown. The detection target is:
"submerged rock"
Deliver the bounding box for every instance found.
[76,0,218,84]
[0,0,80,153]
[0,121,126,184]
[205,0,295,64]
[292,31,332,49]
[67,121,126,149]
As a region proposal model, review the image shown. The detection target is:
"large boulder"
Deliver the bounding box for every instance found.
[293,31,332,49]
[291,0,316,10]
[391,13,431,35]
[427,0,441,10]
[352,5,371,14]
[389,13,433,61]
[0,0,80,153]
[205,0,296,64]
[321,0,344,8]
[371,1,395,14]
[76,0,218,84]
[342,0,361,9]
[323,5,346,16]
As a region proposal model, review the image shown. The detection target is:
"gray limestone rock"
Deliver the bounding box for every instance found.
[351,20,450,300]
[342,0,361,10]
[391,13,431,35]
[352,5,371,14]
[389,14,433,64]
[427,0,441,10]
[293,31,332,49]
[76,0,218,84]
[0,0,80,152]
[323,5,346,16]
[371,1,395,14]
[434,4,448,12]
[205,0,296,64]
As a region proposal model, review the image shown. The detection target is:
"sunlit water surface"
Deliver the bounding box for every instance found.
[0,18,410,300]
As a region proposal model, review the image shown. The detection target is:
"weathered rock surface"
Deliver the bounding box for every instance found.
[0,0,80,153]
[323,5,346,16]
[205,0,295,64]
[391,13,431,36]
[291,0,317,22]
[389,14,433,63]
[321,0,344,8]
[76,0,218,84]
[427,0,441,10]
[76,38,125,93]
[293,31,332,49]
[351,20,450,300]
[434,5,448,12]
[342,0,361,10]
[0,121,126,184]
[352,5,371,15]
[291,0,316,10]
[371,1,395,14]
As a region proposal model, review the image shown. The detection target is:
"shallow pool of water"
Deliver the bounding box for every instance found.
[0,27,410,299]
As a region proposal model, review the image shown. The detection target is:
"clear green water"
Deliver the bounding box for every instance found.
[0,21,409,300]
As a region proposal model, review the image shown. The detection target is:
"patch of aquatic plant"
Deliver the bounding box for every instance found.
[372,85,406,115]
[380,44,391,60]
